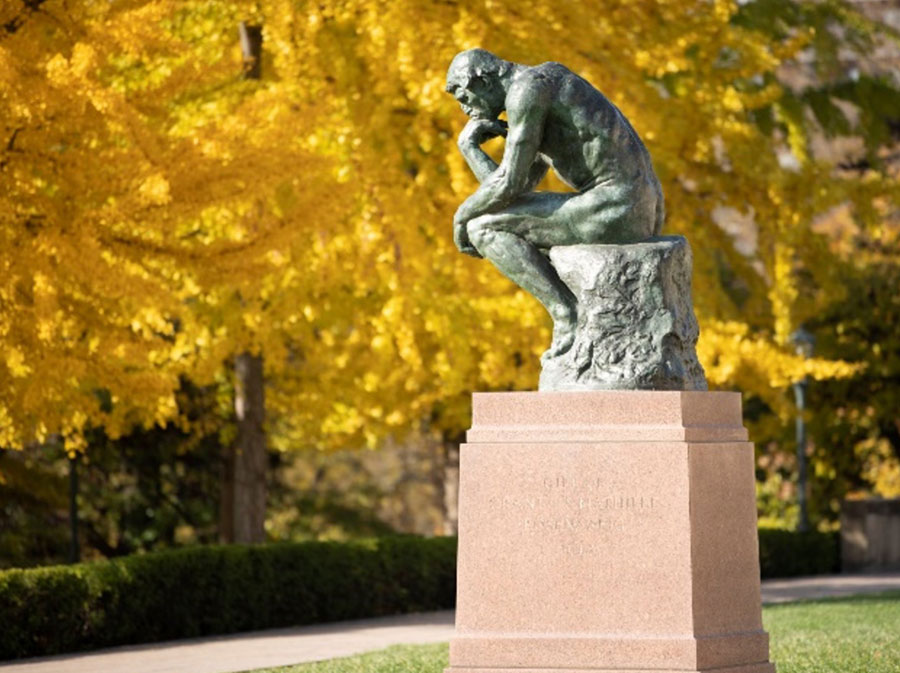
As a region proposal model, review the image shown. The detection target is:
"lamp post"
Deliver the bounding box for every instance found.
[68,452,80,563]
[789,327,815,533]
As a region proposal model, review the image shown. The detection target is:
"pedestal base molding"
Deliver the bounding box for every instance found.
[451,631,769,671]
[448,665,775,673]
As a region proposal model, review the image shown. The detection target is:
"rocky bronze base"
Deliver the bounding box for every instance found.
[540,237,707,392]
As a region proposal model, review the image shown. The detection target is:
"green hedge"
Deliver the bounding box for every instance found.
[758,528,840,579]
[0,529,839,661]
[0,536,456,661]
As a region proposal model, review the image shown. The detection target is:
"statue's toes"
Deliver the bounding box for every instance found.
[548,324,576,357]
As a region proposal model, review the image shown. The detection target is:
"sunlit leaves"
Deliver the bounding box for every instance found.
[1,0,897,468]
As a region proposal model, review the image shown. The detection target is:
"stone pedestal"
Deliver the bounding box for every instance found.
[446,391,775,673]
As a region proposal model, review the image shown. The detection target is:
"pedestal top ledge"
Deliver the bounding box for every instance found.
[467,390,747,443]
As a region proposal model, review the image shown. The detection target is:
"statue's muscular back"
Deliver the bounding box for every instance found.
[508,62,664,234]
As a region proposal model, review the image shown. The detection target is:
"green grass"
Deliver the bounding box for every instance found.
[248,642,448,673]
[249,592,900,673]
[765,591,900,672]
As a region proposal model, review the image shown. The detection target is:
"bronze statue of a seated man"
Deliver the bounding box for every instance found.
[446,49,665,356]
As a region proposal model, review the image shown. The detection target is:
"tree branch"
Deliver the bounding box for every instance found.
[3,0,49,36]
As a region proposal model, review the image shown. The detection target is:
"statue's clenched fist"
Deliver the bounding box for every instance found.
[458,118,507,149]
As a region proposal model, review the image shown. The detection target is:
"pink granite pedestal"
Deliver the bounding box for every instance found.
[446,391,775,673]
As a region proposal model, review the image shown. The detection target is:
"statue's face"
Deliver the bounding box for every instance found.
[446,70,504,120]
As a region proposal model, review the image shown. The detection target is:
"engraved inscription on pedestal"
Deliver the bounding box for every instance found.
[481,472,671,535]
[487,472,664,555]
[457,443,693,636]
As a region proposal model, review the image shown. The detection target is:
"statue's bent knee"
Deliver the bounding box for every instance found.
[467,216,500,250]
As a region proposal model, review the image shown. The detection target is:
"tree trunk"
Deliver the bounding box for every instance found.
[238,22,262,79]
[442,440,460,535]
[435,433,460,536]
[220,23,268,545]
[220,351,267,543]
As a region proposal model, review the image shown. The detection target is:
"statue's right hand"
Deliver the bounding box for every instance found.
[454,221,483,258]
[458,118,508,148]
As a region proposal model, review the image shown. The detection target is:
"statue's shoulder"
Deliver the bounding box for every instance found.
[532,61,570,76]
[508,64,558,109]
[516,62,569,86]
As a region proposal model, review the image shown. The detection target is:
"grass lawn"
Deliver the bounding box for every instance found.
[249,591,900,673]
[765,591,900,672]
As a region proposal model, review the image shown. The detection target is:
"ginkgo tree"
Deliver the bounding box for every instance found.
[0,0,355,541]
[2,0,898,543]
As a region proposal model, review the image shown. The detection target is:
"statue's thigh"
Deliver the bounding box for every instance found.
[469,212,573,249]
[469,192,581,249]
[504,191,574,219]
[562,186,654,243]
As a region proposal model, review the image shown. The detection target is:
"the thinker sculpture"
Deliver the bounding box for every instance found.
[446,49,706,391]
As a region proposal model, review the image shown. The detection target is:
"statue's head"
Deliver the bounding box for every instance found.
[445,48,511,120]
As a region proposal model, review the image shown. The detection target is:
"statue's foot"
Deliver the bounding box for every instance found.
[546,312,576,358]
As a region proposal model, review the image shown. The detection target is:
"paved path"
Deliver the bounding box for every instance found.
[760,571,900,604]
[2,573,899,673]
[0,612,456,673]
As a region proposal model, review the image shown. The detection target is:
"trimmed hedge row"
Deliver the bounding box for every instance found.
[0,529,839,661]
[758,528,839,579]
[0,536,456,661]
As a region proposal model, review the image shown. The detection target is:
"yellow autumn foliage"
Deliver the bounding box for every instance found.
[1,0,896,459]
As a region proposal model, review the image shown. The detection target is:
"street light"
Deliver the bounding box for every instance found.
[68,451,80,564]
[789,327,815,533]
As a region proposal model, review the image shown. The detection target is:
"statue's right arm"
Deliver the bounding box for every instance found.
[458,122,549,186]
[458,142,499,183]
[454,77,551,224]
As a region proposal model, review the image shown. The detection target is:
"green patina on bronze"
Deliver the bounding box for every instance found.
[446,48,706,391]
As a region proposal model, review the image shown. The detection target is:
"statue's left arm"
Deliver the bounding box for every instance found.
[454,76,551,225]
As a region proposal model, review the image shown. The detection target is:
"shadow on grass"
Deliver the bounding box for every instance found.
[765,589,900,608]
